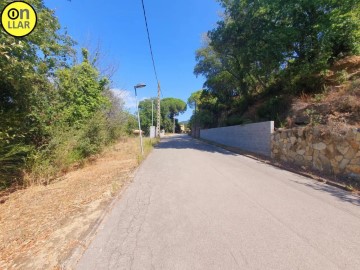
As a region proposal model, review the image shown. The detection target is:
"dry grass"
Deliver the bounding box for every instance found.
[0,137,154,270]
[289,56,360,130]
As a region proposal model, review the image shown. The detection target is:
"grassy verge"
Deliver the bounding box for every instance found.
[137,137,160,164]
[0,136,159,269]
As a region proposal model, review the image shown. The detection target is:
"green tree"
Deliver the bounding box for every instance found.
[192,0,360,129]
[138,98,156,135]
[188,90,219,129]
[139,98,187,134]
[0,1,130,188]
[0,0,74,187]
[55,49,109,127]
[161,98,187,132]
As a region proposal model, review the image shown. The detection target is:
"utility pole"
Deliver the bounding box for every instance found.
[156,82,161,137]
[173,116,175,134]
[194,101,197,138]
[151,99,154,126]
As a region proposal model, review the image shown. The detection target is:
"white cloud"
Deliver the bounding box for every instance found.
[110,89,151,115]
[111,88,137,110]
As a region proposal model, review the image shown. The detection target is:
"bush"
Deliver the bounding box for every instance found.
[0,143,31,188]
[226,115,244,126]
[257,96,290,126]
[74,113,107,159]
[26,126,79,184]
[26,111,129,185]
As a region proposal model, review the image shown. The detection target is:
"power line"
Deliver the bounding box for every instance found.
[140,0,163,97]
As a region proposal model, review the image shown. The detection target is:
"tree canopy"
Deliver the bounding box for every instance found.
[139,97,187,134]
[0,0,130,188]
[191,0,360,128]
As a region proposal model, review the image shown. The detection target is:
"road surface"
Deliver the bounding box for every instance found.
[76,135,360,270]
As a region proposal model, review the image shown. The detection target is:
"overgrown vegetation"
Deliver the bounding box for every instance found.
[0,0,133,189]
[189,0,360,129]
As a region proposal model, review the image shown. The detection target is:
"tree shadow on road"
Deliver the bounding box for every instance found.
[292,179,360,207]
[157,135,360,207]
[155,135,238,156]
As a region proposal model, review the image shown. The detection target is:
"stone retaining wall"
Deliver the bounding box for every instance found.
[271,126,360,178]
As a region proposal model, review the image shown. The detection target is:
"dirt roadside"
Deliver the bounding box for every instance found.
[0,137,154,270]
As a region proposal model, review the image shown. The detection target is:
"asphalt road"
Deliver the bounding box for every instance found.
[76,135,360,270]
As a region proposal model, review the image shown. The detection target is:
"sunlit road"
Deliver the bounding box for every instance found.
[76,135,360,270]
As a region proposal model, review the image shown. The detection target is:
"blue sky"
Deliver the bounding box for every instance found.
[44,0,222,121]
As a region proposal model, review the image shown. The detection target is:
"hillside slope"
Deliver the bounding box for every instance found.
[242,56,360,130]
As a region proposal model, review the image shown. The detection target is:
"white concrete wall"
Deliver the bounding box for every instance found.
[200,121,274,156]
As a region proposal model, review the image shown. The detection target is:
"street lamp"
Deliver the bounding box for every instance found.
[134,83,146,155]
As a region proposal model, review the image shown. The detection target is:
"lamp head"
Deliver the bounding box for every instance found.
[134,83,146,89]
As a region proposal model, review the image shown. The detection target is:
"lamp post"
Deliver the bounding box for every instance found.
[134,83,146,155]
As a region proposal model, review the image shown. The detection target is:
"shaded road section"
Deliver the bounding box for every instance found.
[76,135,360,270]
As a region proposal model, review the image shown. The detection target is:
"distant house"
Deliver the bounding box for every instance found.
[180,124,186,133]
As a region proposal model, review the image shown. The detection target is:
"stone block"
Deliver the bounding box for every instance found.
[295,155,304,165]
[332,163,341,174]
[305,156,313,161]
[330,159,338,170]
[313,158,323,171]
[339,159,350,171]
[288,151,297,159]
[306,149,313,156]
[357,132,360,142]
[346,165,360,174]
[335,155,343,162]
[327,144,335,154]
[336,143,350,155]
[345,148,357,160]
[290,137,297,144]
[313,142,326,151]
[296,149,306,155]
[350,158,360,165]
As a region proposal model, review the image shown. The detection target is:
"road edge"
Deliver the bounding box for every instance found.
[60,143,158,270]
[196,136,359,195]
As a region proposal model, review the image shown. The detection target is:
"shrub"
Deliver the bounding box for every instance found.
[0,143,31,188]
[226,115,244,126]
[257,96,289,120]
